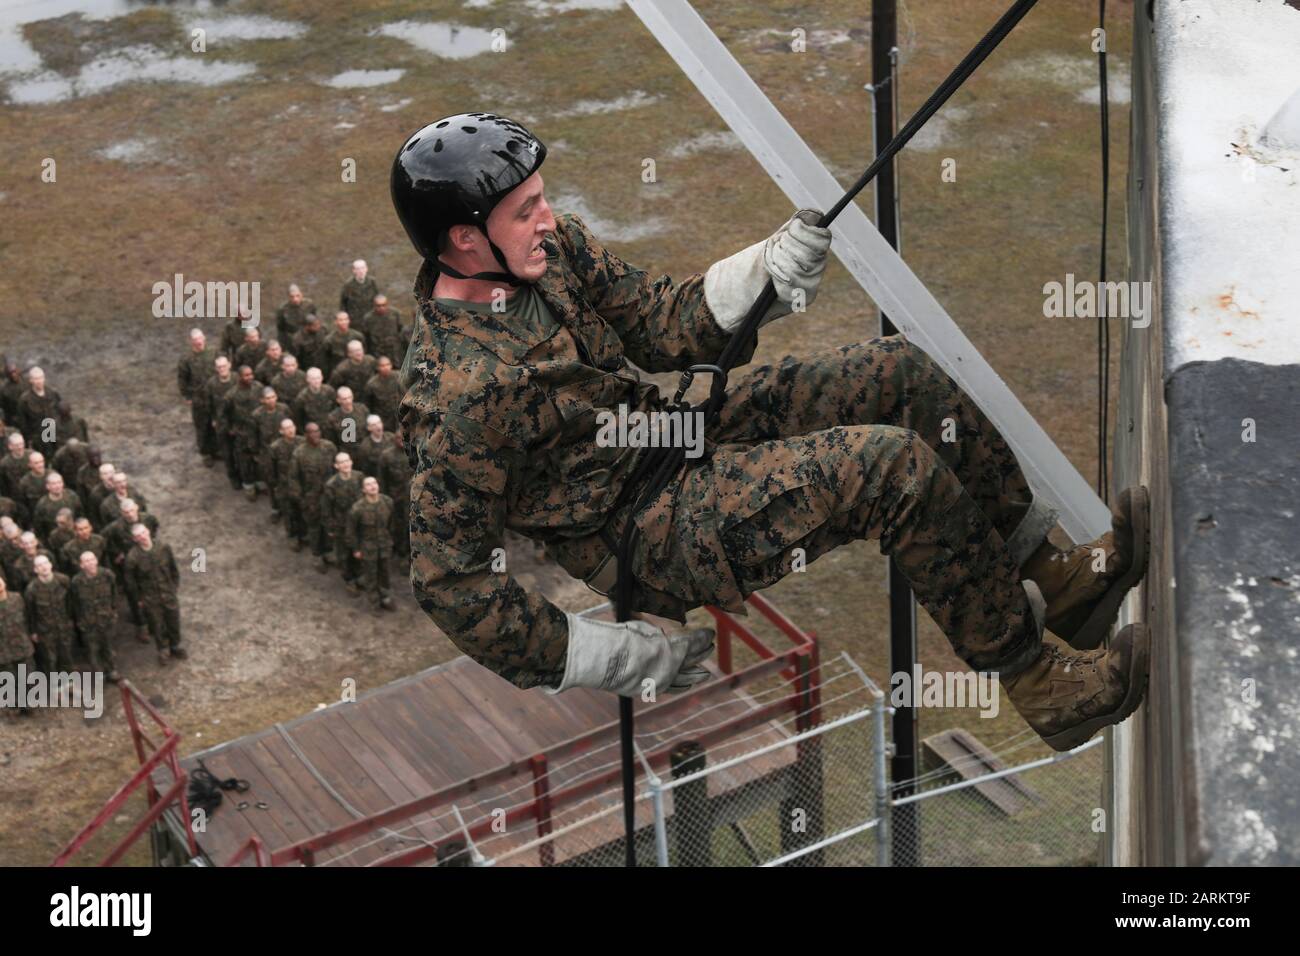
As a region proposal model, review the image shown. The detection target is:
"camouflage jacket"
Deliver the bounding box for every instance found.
[0,594,31,663]
[197,373,236,417]
[292,385,336,430]
[340,276,379,324]
[32,491,82,539]
[222,381,262,437]
[251,403,292,451]
[323,328,366,372]
[347,494,393,555]
[291,327,330,375]
[60,533,106,575]
[100,489,148,528]
[276,298,317,344]
[125,543,180,605]
[24,573,74,637]
[271,370,307,406]
[70,569,117,630]
[360,306,406,363]
[325,402,369,450]
[329,356,378,397]
[351,436,387,481]
[18,387,62,439]
[103,513,159,565]
[289,440,337,500]
[322,472,365,531]
[269,435,304,487]
[378,442,412,503]
[363,372,403,427]
[398,212,756,689]
[178,347,216,400]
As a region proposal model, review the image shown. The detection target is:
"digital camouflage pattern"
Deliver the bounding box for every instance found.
[363,371,403,432]
[289,439,337,556]
[70,568,117,672]
[293,384,336,431]
[400,215,1055,690]
[276,297,317,344]
[24,572,75,672]
[329,355,377,396]
[340,276,380,325]
[399,213,756,689]
[348,493,394,607]
[0,592,31,665]
[125,542,181,651]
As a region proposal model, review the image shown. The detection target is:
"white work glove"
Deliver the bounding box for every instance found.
[703,209,833,333]
[546,611,715,698]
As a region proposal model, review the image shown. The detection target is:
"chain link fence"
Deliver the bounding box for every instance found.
[409,653,1102,868]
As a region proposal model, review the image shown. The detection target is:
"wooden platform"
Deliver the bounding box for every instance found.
[162,652,801,866]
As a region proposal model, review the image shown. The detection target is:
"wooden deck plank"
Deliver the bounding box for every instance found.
[317,715,454,853]
[255,733,378,866]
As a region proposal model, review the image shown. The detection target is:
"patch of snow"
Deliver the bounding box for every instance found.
[324,69,404,89]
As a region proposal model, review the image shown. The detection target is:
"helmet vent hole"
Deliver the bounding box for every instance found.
[463,126,477,133]
[435,121,449,128]
[433,139,442,152]
[404,138,420,152]
[506,140,520,154]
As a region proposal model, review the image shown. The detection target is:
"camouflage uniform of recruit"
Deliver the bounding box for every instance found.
[0,587,34,713]
[18,385,62,458]
[330,353,378,397]
[50,441,90,489]
[32,488,82,540]
[292,323,330,377]
[400,213,1056,690]
[204,371,240,483]
[379,438,412,560]
[326,400,369,458]
[323,467,365,585]
[290,436,338,561]
[324,322,366,372]
[70,565,118,677]
[277,295,317,345]
[363,364,404,433]
[178,343,217,450]
[269,432,305,543]
[341,275,380,325]
[272,368,308,408]
[348,487,395,610]
[196,369,235,465]
[222,375,263,491]
[361,302,406,364]
[25,570,75,674]
[251,398,292,494]
[125,541,182,656]
[104,510,159,632]
[60,528,106,576]
[293,382,336,432]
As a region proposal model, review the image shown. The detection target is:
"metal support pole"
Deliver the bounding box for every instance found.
[872,0,920,868]
[873,689,892,867]
[619,695,636,867]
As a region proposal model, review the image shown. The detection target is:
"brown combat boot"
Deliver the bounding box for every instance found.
[1021,486,1150,650]
[1001,581,1151,752]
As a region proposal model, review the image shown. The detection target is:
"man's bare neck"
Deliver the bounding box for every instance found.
[432,272,520,305]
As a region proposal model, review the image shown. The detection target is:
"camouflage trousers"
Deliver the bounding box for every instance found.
[603,336,1056,675]
[79,622,117,673]
[141,598,181,652]
[36,628,75,675]
[357,551,391,605]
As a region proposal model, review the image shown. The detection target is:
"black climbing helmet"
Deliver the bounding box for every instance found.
[391,112,547,286]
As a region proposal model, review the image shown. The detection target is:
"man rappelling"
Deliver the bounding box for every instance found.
[392,111,1151,752]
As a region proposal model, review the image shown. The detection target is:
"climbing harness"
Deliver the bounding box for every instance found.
[608,0,1044,866]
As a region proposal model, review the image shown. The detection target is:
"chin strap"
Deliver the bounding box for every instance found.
[434,226,527,286]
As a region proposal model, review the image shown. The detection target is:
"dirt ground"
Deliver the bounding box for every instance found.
[0,0,1131,865]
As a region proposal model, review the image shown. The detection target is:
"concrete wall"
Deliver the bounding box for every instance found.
[1110,0,1300,866]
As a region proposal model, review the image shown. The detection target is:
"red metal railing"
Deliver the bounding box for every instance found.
[224,597,819,867]
[52,680,198,866]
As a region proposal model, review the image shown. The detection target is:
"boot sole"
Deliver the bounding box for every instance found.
[1044,622,1151,752]
[1068,486,1150,651]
